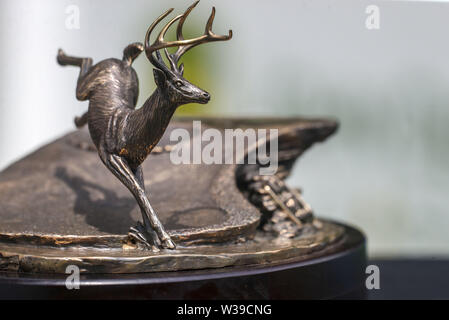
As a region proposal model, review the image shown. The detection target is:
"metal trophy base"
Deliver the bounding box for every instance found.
[0,118,366,299]
[0,224,366,300]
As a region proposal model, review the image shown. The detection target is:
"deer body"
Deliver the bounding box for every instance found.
[76,54,177,168]
[57,1,231,250]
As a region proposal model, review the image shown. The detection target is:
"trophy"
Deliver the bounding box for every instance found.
[0,2,366,299]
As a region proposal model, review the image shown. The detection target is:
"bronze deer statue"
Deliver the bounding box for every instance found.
[57,1,232,250]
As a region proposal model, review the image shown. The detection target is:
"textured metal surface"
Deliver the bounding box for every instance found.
[0,117,340,273]
[0,123,258,246]
[0,118,336,244]
[0,221,344,274]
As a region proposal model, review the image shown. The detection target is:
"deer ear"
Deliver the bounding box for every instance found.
[153,69,167,88]
[178,63,184,76]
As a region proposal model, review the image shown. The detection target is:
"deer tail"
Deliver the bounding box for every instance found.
[123,42,144,66]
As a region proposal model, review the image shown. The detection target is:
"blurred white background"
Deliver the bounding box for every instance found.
[0,0,448,257]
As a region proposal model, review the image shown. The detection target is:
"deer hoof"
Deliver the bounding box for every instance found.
[128,222,160,252]
[56,49,67,65]
[161,238,176,250]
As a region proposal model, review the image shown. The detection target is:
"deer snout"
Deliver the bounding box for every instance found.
[195,88,210,104]
[201,92,210,101]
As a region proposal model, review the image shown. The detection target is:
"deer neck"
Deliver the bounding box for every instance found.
[127,88,178,152]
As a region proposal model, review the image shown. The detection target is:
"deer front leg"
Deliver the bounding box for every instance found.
[98,147,175,250]
[131,166,163,249]
[74,112,88,128]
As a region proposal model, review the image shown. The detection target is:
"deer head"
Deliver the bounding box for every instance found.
[144,1,232,106]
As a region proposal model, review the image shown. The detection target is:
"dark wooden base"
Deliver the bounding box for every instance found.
[0,225,366,299]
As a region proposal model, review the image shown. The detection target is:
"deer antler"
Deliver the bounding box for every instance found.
[144,1,232,74]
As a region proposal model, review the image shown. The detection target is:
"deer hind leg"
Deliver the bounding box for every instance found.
[98,145,175,250]
[57,49,93,76]
[57,49,93,101]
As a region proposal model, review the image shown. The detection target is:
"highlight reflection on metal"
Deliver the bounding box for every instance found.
[240,173,315,235]
[57,1,232,250]
[265,186,303,227]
